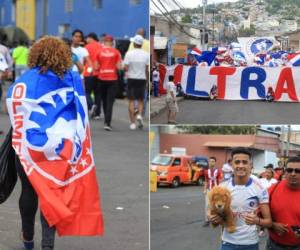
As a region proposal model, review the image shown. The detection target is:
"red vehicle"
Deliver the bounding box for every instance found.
[151,154,207,188]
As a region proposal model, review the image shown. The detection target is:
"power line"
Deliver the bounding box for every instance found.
[152,0,200,39]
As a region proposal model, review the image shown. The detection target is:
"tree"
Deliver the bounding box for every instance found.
[176,126,257,135]
[182,14,192,23]
[238,24,255,37]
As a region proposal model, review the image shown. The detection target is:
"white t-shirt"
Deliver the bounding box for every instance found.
[71,46,89,72]
[222,163,233,181]
[260,178,277,189]
[166,81,177,100]
[123,48,149,80]
[152,69,160,82]
[221,177,269,245]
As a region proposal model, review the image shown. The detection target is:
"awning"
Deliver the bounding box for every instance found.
[154,36,168,50]
[203,142,254,148]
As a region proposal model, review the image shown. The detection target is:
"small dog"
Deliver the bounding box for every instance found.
[208,186,236,233]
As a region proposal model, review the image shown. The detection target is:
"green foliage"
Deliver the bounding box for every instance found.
[238,24,256,37]
[181,14,192,23]
[176,126,257,135]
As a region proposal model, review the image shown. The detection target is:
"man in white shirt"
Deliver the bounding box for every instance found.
[209,147,272,250]
[71,29,91,77]
[165,75,178,124]
[152,67,160,97]
[123,35,149,130]
[222,159,233,181]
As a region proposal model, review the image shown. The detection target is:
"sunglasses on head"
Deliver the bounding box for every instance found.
[285,168,300,174]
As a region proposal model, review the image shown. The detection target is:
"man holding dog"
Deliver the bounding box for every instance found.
[209,147,272,250]
[266,156,300,250]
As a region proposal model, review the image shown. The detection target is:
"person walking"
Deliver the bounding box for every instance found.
[71,29,91,76]
[95,35,122,131]
[209,148,272,250]
[123,34,149,130]
[152,66,160,97]
[203,156,222,227]
[165,75,178,124]
[84,32,102,118]
[6,36,104,250]
[12,41,29,79]
[266,156,300,249]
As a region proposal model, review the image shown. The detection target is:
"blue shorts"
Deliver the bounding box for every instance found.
[220,241,259,250]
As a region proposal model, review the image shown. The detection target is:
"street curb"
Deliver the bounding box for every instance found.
[150,97,184,119]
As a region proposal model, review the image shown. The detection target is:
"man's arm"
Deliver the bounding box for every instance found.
[244,203,272,228]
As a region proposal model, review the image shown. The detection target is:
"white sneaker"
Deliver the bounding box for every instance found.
[130,123,136,130]
[94,116,101,120]
[136,115,143,129]
[104,125,112,131]
[89,104,97,118]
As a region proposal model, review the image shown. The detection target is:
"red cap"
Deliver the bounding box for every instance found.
[103,35,114,42]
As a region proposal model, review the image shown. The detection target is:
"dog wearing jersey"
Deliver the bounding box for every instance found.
[208,186,236,233]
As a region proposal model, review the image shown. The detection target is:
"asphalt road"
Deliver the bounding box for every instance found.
[151,99,300,124]
[0,84,149,250]
[150,186,267,250]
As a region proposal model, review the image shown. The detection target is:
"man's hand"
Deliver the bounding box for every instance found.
[244,213,259,225]
[208,214,223,226]
[272,222,289,236]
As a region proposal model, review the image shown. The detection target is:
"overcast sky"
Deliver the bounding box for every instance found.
[150,0,239,13]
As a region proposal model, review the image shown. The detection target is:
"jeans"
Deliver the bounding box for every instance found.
[153,81,159,97]
[16,157,56,250]
[220,241,259,250]
[265,238,300,250]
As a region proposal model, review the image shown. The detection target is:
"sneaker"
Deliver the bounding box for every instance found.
[104,125,112,131]
[202,221,210,227]
[21,232,34,250]
[136,115,143,129]
[94,116,101,120]
[134,108,139,115]
[89,104,97,118]
[130,123,136,130]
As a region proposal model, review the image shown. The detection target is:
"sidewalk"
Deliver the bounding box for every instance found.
[150,95,184,119]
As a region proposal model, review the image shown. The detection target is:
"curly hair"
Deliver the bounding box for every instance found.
[28,36,73,77]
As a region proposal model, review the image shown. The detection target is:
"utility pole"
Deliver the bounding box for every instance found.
[202,0,207,50]
[287,125,291,158]
[212,4,215,47]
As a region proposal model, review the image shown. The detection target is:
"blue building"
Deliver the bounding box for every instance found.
[0,0,149,39]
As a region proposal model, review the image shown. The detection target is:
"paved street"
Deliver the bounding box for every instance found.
[151,186,267,250]
[0,83,149,250]
[151,99,300,124]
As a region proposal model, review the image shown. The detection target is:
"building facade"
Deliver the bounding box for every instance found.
[0,0,149,40]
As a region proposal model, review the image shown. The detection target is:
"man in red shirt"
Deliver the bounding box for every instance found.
[203,156,222,227]
[84,33,102,119]
[95,35,122,131]
[267,156,300,249]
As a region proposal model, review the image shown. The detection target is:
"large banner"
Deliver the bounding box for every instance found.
[237,37,280,65]
[160,64,300,102]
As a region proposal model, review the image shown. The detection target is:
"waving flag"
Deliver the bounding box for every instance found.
[288,53,300,66]
[6,68,104,236]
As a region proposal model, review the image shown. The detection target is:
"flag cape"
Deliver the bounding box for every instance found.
[6,68,104,236]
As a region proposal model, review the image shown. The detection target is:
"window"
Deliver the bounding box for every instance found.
[129,0,141,5]
[92,0,103,9]
[172,158,181,166]
[0,7,4,25]
[58,24,70,37]
[11,3,15,22]
[65,0,73,13]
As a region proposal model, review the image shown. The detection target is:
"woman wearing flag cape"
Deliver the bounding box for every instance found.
[6,36,104,250]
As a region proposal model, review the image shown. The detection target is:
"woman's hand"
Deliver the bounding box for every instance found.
[208,214,223,226]
[244,213,259,225]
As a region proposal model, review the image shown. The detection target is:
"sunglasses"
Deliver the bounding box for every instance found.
[285,168,300,174]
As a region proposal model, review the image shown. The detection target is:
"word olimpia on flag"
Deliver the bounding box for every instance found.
[6,68,104,236]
